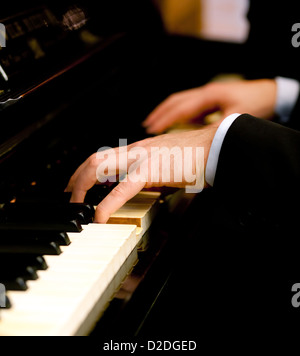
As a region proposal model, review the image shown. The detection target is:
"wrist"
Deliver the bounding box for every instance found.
[205,113,241,186]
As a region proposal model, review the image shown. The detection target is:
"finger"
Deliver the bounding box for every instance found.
[145,86,223,133]
[142,94,185,128]
[66,148,121,200]
[94,177,146,223]
[146,100,199,134]
[70,168,98,203]
[64,165,86,193]
[146,107,187,134]
[64,155,96,192]
[69,158,101,202]
[70,188,88,203]
[143,88,202,128]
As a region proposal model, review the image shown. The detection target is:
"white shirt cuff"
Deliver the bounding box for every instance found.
[205,113,241,187]
[275,76,300,124]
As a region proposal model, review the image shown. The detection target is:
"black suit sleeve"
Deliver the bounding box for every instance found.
[213,114,300,231]
[288,93,300,130]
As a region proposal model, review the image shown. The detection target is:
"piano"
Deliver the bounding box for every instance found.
[0,1,197,336]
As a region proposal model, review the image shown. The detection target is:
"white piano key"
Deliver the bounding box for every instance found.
[107,192,161,235]
[0,191,161,336]
[82,223,137,231]
[0,224,138,336]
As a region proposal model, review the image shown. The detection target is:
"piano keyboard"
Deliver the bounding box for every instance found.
[0,191,161,336]
[108,191,161,243]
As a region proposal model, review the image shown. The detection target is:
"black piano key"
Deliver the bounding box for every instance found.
[84,184,116,205]
[0,256,46,293]
[0,230,71,246]
[66,203,95,223]
[24,266,38,280]
[0,255,43,291]
[0,296,12,309]
[1,265,38,281]
[1,202,94,224]
[0,241,62,255]
[0,256,47,275]
[0,220,82,232]
[29,255,48,270]
[0,255,48,271]
[4,296,12,309]
[1,278,28,291]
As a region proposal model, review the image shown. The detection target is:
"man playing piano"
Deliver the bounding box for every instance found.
[66,78,300,344]
[66,0,300,345]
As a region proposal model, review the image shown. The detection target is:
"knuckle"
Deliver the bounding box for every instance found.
[205,81,218,92]
[205,81,225,95]
[175,105,187,119]
[88,154,100,168]
[111,184,126,199]
[168,92,180,101]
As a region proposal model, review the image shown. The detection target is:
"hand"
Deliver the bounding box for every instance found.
[65,123,220,223]
[142,79,277,134]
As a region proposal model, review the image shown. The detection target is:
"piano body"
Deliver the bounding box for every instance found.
[0,1,198,336]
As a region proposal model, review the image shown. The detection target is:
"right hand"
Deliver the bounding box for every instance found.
[142,79,277,134]
[65,123,220,223]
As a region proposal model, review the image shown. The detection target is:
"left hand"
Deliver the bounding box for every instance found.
[142,79,277,134]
